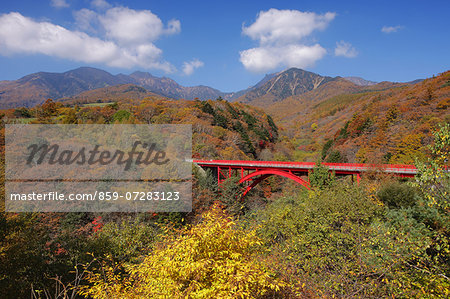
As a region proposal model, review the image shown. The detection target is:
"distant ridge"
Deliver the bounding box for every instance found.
[60,84,168,105]
[407,79,424,84]
[344,76,377,86]
[128,71,228,101]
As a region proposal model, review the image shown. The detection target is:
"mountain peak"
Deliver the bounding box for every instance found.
[283,67,306,72]
[234,68,335,106]
[64,67,115,77]
[281,67,316,75]
[129,71,155,79]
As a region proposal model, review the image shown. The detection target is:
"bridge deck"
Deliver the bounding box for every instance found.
[193,159,418,176]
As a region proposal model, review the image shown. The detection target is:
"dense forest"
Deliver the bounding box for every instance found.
[0,83,449,298]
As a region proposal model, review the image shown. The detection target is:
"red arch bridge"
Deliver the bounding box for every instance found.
[192,159,418,197]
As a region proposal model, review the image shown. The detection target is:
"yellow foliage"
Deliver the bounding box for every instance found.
[81,205,285,298]
[436,98,450,110]
[390,133,426,164]
[355,146,368,163]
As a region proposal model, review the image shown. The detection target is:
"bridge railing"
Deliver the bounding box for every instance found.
[323,162,418,174]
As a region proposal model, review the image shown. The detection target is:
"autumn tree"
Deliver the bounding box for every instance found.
[81,206,286,298]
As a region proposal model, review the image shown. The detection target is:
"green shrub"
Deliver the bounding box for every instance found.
[252,185,383,297]
[377,181,417,208]
[250,181,449,297]
[219,176,246,216]
[325,149,346,163]
[308,163,335,189]
[321,139,334,160]
[93,219,159,263]
[112,110,131,122]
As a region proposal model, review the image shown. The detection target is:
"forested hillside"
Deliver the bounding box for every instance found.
[321,72,450,164]
[2,97,279,161]
[271,71,450,164]
[59,84,168,104]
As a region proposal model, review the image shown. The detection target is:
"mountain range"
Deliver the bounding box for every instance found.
[0,66,419,109]
[0,67,229,108]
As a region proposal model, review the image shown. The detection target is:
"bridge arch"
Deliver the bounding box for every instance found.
[238,169,310,197]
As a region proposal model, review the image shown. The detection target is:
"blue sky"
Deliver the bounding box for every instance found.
[0,0,448,92]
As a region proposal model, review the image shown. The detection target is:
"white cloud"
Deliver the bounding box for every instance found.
[98,7,180,45]
[50,0,69,8]
[0,12,176,72]
[91,0,111,10]
[182,59,204,75]
[381,25,404,33]
[334,41,358,58]
[240,9,335,73]
[243,9,335,45]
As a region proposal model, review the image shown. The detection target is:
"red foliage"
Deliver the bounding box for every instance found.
[91,216,103,233]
